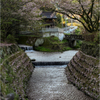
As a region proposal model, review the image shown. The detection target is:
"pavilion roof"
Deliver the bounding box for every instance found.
[41,12,57,19]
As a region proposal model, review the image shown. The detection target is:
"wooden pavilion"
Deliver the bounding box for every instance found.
[41,11,57,28]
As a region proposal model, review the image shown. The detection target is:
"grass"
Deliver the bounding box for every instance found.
[35,46,51,52]
[66,47,73,50]
[74,40,83,49]
[35,36,73,52]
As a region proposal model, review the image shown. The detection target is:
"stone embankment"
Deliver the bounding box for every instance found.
[0,43,34,100]
[66,42,100,100]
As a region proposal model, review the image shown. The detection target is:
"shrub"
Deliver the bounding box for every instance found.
[35,46,51,52]
[66,47,72,50]
[82,30,99,43]
[75,28,82,35]
[74,40,83,49]
[52,36,59,41]
[45,36,59,42]
[64,33,70,35]
[6,34,16,43]
[63,47,67,51]
[60,39,68,43]
[93,32,100,44]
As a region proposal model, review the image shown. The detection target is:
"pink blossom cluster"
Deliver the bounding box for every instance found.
[16,0,42,22]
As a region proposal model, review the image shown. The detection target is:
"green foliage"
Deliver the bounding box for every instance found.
[1,0,21,42]
[40,7,55,12]
[6,34,16,43]
[74,40,83,49]
[60,39,68,44]
[93,32,100,44]
[49,36,59,41]
[43,36,60,45]
[14,94,20,100]
[75,28,82,35]
[55,14,62,28]
[32,20,44,33]
[56,14,62,24]
[1,0,43,42]
[17,35,41,46]
[35,36,71,52]
[64,33,70,35]
[6,75,13,83]
[82,31,99,43]
[35,46,51,52]
[66,47,72,50]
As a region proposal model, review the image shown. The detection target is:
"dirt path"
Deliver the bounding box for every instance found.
[27,66,93,100]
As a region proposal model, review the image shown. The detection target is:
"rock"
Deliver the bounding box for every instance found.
[59,56,61,58]
[35,38,44,47]
[6,93,14,100]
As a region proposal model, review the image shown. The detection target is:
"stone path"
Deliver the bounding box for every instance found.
[27,66,93,100]
[25,50,78,62]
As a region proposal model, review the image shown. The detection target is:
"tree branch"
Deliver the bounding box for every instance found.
[54,10,91,32]
[88,0,94,18]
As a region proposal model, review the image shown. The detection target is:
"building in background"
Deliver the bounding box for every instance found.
[41,11,64,40]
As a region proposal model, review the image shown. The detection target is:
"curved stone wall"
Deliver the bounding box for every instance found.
[65,51,99,99]
[0,44,34,100]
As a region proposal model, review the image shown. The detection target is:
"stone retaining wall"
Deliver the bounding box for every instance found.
[65,50,99,100]
[0,44,34,100]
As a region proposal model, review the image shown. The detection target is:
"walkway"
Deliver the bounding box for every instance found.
[26,66,93,100]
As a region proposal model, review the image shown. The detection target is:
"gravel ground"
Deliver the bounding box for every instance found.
[27,66,93,100]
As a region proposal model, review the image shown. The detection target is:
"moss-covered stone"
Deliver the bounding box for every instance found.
[35,36,70,52]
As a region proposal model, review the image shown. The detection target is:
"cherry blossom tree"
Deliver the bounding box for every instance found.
[1,0,99,42]
[1,0,42,42]
[36,0,99,33]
